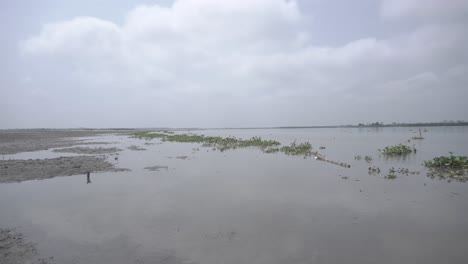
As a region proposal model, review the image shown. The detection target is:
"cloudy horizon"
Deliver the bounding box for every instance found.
[1,0,467,128]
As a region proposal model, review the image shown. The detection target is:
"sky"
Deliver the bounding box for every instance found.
[1,0,467,128]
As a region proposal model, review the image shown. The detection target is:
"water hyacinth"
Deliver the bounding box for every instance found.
[380,144,416,155]
[131,132,319,158]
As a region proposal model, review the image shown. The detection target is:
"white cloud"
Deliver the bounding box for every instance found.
[15,0,468,127]
[381,0,468,20]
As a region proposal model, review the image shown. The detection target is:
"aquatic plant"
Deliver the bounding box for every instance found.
[423,153,468,169]
[385,167,397,180]
[131,132,281,153]
[354,155,362,160]
[280,141,317,157]
[380,144,416,155]
[368,166,381,175]
[423,153,468,182]
[364,155,373,163]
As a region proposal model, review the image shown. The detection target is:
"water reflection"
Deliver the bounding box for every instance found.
[0,128,468,264]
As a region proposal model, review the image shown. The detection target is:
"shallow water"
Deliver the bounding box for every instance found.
[1,127,468,264]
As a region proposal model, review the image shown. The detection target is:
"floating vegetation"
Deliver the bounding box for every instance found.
[354,155,362,160]
[132,132,281,152]
[412,136,424,140]
[423,153,468,169]
[132,132,316,157]
[424,153,468,182]
[380,144,416,156]
[364,155,373,163]
[131,132,354,168]
[368,166,381,175]
[427,169,467,182]
[396,168,420,176]
[385,167,397,180]
[280,141,317,157]
[369,166,419,179]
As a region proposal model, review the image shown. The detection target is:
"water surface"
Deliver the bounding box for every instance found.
[1,127,468,264]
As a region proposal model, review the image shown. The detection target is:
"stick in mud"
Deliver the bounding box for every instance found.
[86,171,91,184]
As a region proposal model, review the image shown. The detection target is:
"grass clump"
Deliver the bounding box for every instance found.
[380,144,415,156]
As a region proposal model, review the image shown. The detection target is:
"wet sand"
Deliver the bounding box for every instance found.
[0,129,133,183]
[0,229,53,264]
[0,156,128,183]
[53,146,123,154]
[0,129,133,155]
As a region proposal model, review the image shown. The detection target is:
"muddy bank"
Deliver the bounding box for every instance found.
[53,147,122,154]
[0,156,129,183]
[0,129,134,155]
[0,229,53,264]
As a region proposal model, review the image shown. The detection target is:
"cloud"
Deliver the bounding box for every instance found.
[381,0,468,20]
[15,0,468,127]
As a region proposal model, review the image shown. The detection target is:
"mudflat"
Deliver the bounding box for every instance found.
[0,129,133,155]
[0,129,134,183]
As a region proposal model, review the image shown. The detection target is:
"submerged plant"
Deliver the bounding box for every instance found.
[380,144,416,156]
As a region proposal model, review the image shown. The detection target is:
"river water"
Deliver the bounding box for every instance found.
[1,127,467,264]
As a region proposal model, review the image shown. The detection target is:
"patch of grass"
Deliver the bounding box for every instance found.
[380,144,416,156]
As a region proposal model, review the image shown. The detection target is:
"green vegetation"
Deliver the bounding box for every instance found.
[380,144,416,155]
[354,155,362,160]
[424,153,468,182]
[364,155,373,163]
[132,132,280,151]
[132,131,317,157]
[424,153,468,169]
[280,141,317,157]
[412,136,424,140]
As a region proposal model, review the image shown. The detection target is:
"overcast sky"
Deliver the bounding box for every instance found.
[1,0,467,128]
